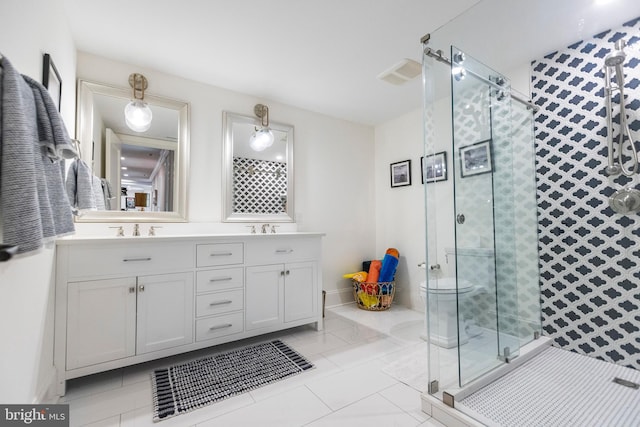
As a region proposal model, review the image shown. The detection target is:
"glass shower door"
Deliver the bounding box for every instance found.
[450,46,520,386]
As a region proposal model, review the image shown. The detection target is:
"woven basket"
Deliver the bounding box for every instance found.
[352,280,395,311]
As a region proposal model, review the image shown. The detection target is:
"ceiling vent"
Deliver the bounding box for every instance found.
[377,58,422,85]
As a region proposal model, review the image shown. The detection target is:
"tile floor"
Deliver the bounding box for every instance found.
[60,304,447,427]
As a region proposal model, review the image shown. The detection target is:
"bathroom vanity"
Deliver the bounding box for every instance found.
[53,232,323,395]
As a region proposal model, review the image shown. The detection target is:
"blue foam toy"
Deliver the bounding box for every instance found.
[378,253,399,282]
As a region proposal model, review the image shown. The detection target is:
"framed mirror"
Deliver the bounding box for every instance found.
[75,80,189,222]
[222,111,294,222]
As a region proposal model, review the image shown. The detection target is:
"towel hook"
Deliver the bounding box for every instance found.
[71,139,82,159]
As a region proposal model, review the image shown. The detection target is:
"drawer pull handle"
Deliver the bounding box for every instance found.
[209,300,232,306]
[123,257,152,262]
[275,249,293,254]
[210,252,233,257]
[209,323,232,331]
[209,277,232,282]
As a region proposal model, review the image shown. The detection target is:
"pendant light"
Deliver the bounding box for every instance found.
[124,73,152,132]
[249,104,274,151]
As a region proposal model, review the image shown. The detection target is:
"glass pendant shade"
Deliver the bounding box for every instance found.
[124,99,152,132]
[249,127,275,151]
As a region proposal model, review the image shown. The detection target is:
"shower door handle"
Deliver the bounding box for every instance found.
[456,214,466,224]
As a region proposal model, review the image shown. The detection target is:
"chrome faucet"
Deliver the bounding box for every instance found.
[148,226,162,236]
[271,225,279,234]
[133,224,140,236]
[261,224,270,234]
[109,226,124,237]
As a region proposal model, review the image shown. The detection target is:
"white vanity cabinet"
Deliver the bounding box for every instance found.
[54,233,323,396]
[66,272,193,370]
[245,237,319,331]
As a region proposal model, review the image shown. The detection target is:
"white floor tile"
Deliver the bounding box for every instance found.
[306,392,421,427]
[284,330,351,356]
[120,393,254,427]
[84,415,121,427]
[249,354,341,402]
[321,335,411,369]
[419,418,447,427]
[306,359,398,411]
[380,383,430,422]
[68,380,150,427]
[329,322,386,344]
[196,386,331,427]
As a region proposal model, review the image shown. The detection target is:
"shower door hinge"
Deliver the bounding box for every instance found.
[498,346,512,363]
[534,331,540,340]
[443,391,455,408]
[429,380,439,394]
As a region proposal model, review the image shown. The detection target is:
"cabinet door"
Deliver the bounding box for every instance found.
[67,278,136,370]
[284,261,317,322]
[136,272,194,354]
[245,265,283,330]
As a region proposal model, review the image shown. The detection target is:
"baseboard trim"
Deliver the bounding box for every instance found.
[34,369,58,404]
[324,287,354,308]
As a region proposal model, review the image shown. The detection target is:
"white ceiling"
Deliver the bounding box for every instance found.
[62,0,640,126]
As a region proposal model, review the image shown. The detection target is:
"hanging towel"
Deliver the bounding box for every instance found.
[92,175,105,210]
[25,75,76,237]
[101,178,115,210]
[0,56,75,255]
[66,158,97,212]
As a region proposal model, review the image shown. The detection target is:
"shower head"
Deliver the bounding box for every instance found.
[605,51,626,67]
[605,39,627,67]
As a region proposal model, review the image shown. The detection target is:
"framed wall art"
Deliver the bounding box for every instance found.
[42,53,62,111]
[459,139,492,178]
[390,159,412,188]
[421,151,447,183]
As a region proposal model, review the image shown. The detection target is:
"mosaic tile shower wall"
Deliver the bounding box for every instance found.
[532,17,640,369]
[233,157,287,214]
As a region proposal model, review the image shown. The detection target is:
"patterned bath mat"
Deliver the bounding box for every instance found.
[151,339,313,422]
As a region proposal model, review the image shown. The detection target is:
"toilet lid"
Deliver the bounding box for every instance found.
[423,278,474,293]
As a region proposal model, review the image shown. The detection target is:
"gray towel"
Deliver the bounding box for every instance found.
[101,178,115,210]
[66,159,97,212]
[25,75,75,237]
[92,175,105,210]
[0,56,75,254]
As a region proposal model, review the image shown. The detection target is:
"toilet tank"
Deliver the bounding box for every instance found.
[444,247,495,290]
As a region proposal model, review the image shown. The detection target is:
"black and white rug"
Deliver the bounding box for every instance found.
[151,339,313,422]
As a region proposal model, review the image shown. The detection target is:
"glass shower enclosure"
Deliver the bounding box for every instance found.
[423,44,541,398]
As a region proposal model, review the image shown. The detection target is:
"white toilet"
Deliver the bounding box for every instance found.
[420,277,482,348]
[420,247,492,349]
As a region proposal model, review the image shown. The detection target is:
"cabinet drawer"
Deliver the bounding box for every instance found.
[196,290,244,317]
[196,268,243,293]
[196,243,244,267]
[245,238,319,265]
[66,242,193,279]
[196,312,244,342]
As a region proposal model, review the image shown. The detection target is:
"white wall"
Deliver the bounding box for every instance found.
[0,0,77,403]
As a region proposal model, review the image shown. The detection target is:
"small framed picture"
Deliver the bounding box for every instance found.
[126,197,135,209]
[42,53,62,111]
[390,160,412,188]
[459,139,492,178]
[421,151,447,184]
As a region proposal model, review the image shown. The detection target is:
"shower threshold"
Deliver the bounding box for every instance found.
[422,337,640,426]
